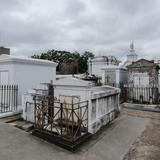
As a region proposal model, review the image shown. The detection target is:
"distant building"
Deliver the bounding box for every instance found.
[123,42,138,67]
[0,47,10,55]
[88,55,121,77]
[101,66,128,86]
[127,59,159,87]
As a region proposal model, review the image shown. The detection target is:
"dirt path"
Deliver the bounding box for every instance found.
[122,108,160,160]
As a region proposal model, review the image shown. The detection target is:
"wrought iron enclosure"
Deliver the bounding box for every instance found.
[33,94,89,150]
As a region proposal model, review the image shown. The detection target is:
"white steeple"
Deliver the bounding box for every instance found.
[130,41,134,52]
[123,41,138,67]
[127,41,137,61]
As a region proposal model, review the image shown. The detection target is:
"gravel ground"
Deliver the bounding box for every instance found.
[122,108,160,160]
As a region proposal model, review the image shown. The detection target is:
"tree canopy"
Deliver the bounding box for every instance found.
[31,50,94,74]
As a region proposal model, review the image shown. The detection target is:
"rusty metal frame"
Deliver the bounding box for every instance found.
[33,95,89,145]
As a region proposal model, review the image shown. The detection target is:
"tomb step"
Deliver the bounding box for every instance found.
[9,120,34,132]
[0,114,22,123]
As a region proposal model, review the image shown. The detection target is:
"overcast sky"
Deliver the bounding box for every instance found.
[0,0,160,60]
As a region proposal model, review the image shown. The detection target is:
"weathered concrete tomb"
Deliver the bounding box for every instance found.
[22,77,120,151]
[127,59,159,87]
[0,54,57,118]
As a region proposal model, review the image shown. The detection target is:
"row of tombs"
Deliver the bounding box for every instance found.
[0,54,120,150]
[21,77,120,150]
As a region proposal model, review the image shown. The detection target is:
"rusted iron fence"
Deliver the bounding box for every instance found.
[105,82,160,104]
[0,85,18,113]
[33,95,89,144]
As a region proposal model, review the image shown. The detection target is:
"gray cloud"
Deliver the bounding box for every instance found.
[0,0,160,61]
[64,0,86,17]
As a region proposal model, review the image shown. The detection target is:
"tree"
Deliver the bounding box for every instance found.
[31,50,94,74]
[78,51,94,73]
